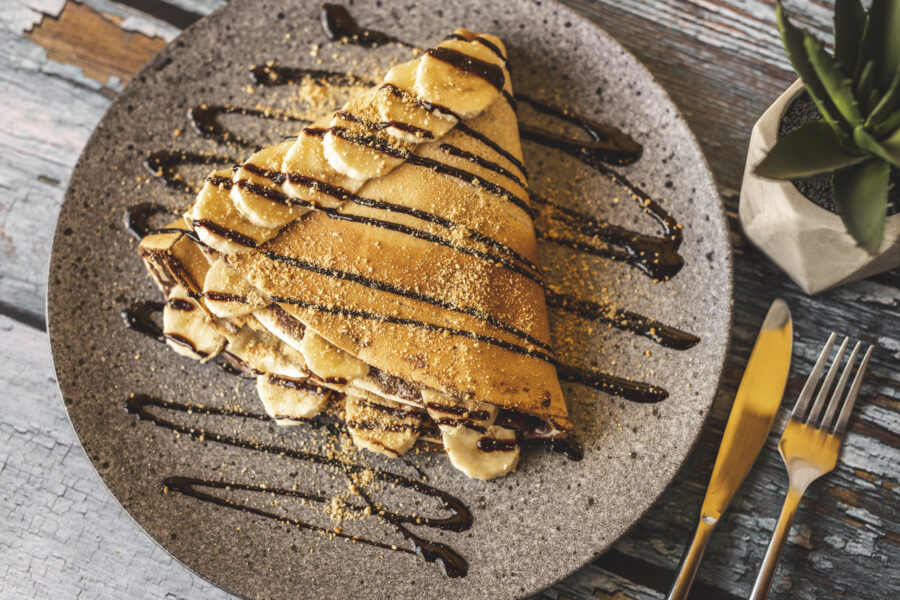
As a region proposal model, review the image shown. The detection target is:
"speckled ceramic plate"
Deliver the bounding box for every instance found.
[48,1,732,598]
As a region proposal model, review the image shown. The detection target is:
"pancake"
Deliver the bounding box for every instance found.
[138,30,571,480]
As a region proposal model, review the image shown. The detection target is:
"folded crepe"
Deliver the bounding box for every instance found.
[138,30,571,480]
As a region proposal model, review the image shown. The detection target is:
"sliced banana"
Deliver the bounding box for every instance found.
[230,141,302,229]
[282,128,365,203]
[226,317,308,378]
[256,373,331,424]
[202,257,270,318]
[191,171,279,254]
[374,79,458,143]
[163,285,226,360]
[322,91,408,180]
[344,393,423,457]
[421,389,518,479]
[441,424,519,480]
[300,330,369,383]
[414,39,506,119]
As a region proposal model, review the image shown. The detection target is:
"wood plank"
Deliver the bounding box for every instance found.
[0,316,230,599]
[0,0,187,318]
[24,2,166,85]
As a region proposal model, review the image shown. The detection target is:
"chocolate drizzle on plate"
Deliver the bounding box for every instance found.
[321,3,412,48]
[124,203,180,240]
[144,150,236,192]
[125,394,471,577]
[121,10,708,560]
[189,104,309,149]
[545,291,699,350]
[517,94,642,167]
[556,364,668,404]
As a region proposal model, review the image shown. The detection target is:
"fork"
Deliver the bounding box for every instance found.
[749,333,874,600]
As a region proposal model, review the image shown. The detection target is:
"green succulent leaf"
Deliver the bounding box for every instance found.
[856,60,880,113]
[832,158,890,253]
[777,4,846,134]
[854,126,900,167]
[866,66,900,127]
[756,121,865,179]
[875,110,900,138]
[804,33,863,126]
[834,0,866,78]
[860,0,900,92]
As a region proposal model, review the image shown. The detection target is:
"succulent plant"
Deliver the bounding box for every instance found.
[756,0,900,253]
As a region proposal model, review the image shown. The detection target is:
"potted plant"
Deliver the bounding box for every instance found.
[740,0,900,294]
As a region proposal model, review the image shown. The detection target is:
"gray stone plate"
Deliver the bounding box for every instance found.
[48,1,732,598]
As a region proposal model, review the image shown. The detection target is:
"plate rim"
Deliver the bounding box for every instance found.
[46,0,735,597]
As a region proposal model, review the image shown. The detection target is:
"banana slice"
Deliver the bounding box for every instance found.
[256,373,332,424]
[163,285,226,360]
[422,389,518,479]
[300,330,369,383]
[225,317,308,378]
[191,171,279,254]
[441,424,519,480]
[323,92,408,180]
[374,77,458,143]
[414,38,507,119]
[344,393,423,457]
[282,128,365,204]
[202,257,270,318]
[230,141,302,229]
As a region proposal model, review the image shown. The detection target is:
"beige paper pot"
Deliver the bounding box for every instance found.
[740,79,900,294]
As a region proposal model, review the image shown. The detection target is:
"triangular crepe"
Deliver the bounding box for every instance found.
[139,30,571,479]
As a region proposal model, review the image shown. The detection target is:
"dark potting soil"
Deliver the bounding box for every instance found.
[778,92,900,216]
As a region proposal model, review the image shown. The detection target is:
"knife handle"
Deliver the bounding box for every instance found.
[666,516,717,600]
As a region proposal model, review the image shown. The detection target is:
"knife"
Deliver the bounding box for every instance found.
[666,298,793,600]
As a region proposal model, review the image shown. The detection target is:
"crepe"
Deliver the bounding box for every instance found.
[138,30,571,479]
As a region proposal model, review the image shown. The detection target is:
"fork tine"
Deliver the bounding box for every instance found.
[834,345,874,436]
[792,332,837,420]
[820,341,862,429]
[807,337,850,424]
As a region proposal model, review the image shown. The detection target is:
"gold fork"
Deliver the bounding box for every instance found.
[749,333,874,599]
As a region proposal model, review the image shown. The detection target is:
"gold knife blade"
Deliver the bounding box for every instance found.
[667,298,792,600]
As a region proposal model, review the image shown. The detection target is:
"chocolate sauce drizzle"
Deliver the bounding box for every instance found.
[125,202,180,239]
[125,394,471,577]
[517,94,643,167]
[556,364,668,403]
[321,3,412,48]
[476,437,517,452]
[545,291,699,350]
[189,104,309,149]
[145,150,236,192]
[123,298,667,405]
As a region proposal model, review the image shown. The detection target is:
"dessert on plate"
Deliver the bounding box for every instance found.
[137,30,572,479]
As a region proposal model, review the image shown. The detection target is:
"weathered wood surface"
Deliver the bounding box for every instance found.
[0,0,897,599]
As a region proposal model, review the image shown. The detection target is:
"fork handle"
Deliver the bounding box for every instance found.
[750,487,804,600]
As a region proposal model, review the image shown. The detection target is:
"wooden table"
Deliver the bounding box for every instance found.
[1,0,897,598]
